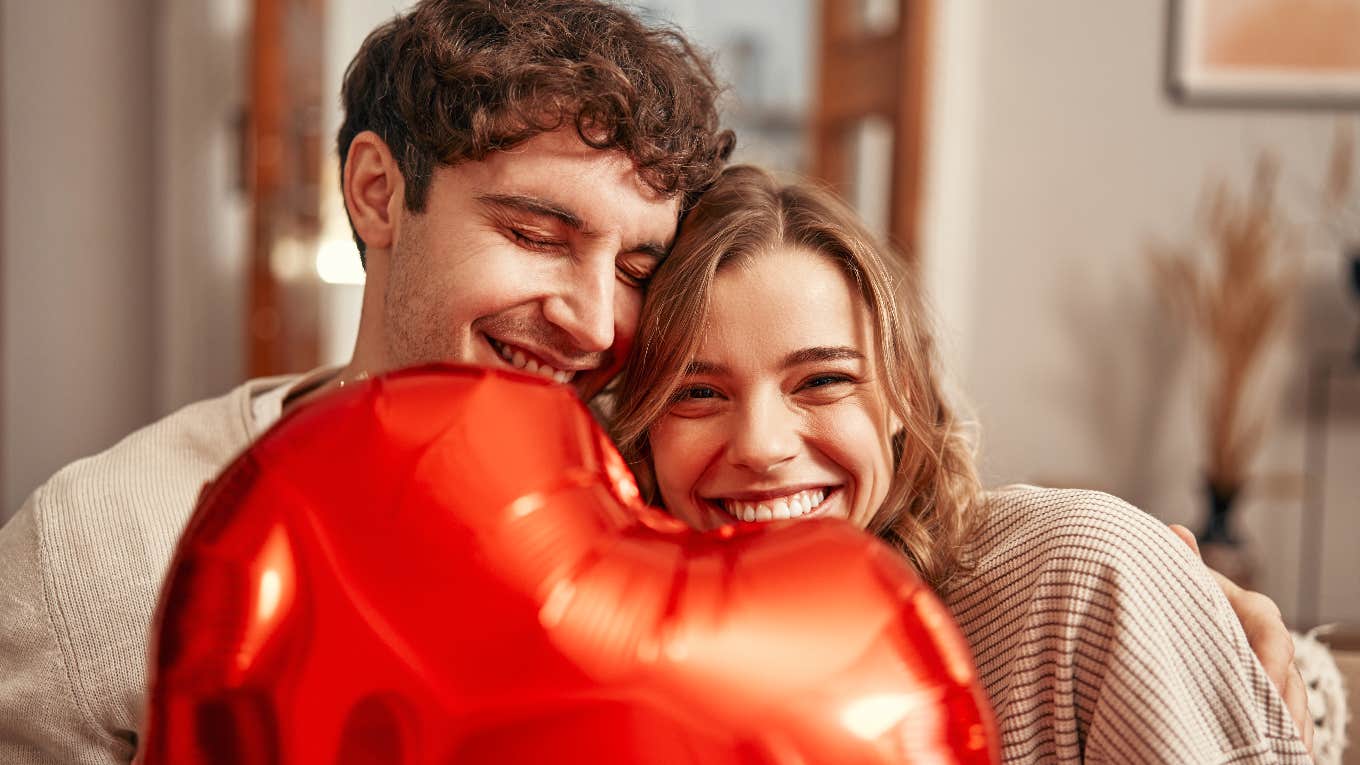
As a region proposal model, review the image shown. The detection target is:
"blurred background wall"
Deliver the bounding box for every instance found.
[4,1,160,516]
[1,0,248,514]
[1,0,1355,627]
[925,1,1356,626]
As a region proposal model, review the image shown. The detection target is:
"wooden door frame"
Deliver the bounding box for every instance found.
[812,0,933,258]
[247,0,325,378]
[1,5,7,506]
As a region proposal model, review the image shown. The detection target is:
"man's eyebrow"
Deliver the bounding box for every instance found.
[632,241,668,261]
[781,346,865,368]
[477,193,585,231]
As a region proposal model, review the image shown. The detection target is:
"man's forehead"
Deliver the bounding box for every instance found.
[473,132,682,236]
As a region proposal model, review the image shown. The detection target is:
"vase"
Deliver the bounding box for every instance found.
[1198,481,1256,589]
[1349,247,1360,361]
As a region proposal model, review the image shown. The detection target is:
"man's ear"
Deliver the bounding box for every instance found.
[343,130,403,252]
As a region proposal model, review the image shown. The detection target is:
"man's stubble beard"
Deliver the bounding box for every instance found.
[382,217,458,370]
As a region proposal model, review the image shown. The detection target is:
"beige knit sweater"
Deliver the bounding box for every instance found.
[0,374,300,764]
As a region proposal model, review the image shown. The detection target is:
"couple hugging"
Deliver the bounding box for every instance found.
[0,1,1313,762]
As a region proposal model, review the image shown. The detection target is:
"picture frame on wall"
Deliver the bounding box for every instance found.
[1167,0,1360,107]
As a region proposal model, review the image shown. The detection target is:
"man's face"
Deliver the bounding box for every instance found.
[380,129,681,397]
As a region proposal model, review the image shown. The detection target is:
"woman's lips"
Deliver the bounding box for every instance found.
[707,486,841,523]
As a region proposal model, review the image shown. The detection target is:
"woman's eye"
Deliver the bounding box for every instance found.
[803,374,852,390]
[666,384,724,417]
[798,374,858,402]
[674,385,718,401]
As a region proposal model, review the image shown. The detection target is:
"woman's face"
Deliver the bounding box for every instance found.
[647,246,897,531]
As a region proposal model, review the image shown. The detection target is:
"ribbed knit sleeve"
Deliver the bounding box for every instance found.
[944,487,1310,764]
[0,491,131,763]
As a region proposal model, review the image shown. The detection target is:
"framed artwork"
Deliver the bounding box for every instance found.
[1167,0,1360,107]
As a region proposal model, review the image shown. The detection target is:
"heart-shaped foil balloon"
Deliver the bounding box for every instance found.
[143,365,998,764]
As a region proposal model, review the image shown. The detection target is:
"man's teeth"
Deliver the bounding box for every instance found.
[494,341,573,384]
[723,488,827,523]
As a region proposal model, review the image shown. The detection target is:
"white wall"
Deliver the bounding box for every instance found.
[920,1,1357,625]
[1,0,408,517]
[1,0,249,520]
[155,0,249,413]
[2,1,159,517]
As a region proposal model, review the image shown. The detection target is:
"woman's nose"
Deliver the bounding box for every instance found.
[724,395,800,474]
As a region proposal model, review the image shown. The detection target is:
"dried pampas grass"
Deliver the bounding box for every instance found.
[1147,153,1300,496]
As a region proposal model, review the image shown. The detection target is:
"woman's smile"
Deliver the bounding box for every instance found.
[704,485,841,522]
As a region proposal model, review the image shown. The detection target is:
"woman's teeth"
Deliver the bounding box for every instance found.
[722,488,828,523]
[491,338,573,384]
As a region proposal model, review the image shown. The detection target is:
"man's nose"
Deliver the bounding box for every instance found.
[725,395,800,474]
[542,257,615,354]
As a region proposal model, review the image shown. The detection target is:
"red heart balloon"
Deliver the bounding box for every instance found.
[143,365,997,764]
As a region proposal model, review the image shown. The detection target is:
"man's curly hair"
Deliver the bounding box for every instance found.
[338,0,735,259]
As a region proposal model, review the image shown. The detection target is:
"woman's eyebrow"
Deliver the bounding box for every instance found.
[781,346,864,368]
[683,359,727,376]
[681,347,862,377]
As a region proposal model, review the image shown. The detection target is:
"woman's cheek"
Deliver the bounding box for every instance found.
[810,402,895,520]
[649,419,708,509]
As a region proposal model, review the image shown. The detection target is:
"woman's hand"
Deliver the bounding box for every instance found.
[1169,524,1314,757]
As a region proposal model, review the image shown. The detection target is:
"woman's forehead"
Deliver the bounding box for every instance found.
[698,247,873,365]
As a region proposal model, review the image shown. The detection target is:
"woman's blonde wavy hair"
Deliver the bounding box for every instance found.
[609,165,986,591]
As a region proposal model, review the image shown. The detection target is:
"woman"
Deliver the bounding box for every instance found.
[609,166,1309,763]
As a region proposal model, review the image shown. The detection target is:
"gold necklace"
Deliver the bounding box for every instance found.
[335,370,370,389]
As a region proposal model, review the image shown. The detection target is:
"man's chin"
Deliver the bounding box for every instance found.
[571,367,614,401]
[574,348,628,401]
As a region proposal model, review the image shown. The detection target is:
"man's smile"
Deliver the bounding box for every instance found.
[484,334,581,384]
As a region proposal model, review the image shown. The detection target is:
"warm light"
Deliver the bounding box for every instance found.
[316,238,366,285]
[538,580,576,628]
[257,569,282,622]
[235,525,296,673]
[509,494,547,518]
[841,692,923,740]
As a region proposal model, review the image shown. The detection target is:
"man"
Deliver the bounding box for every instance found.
[0,1,1309,762]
